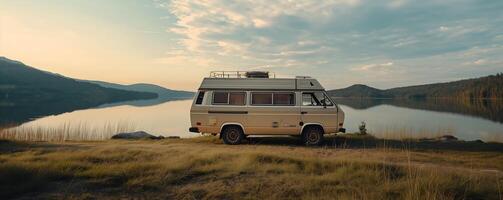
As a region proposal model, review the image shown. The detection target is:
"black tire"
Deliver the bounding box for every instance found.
[302,126,324,146]
[221,126,244,145]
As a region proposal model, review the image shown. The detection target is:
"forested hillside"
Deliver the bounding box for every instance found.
[84,80,194,99]
[0,57,157,107]
[328,73,503,99]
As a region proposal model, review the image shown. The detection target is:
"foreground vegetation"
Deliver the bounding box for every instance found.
[1,135,503,199]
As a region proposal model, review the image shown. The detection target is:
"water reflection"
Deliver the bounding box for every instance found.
[1,100,99,128]
[0,97,192,128]
[97,97,194,108]
[1,98,502,142]
[1,100,195,141]
[339,104,503,142]
[333,98,503,124]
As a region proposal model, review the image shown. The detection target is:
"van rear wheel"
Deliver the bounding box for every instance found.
[302,126,324,146]
[221,126,244,145]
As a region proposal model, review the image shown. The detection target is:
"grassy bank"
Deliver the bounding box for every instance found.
[1,135,503,199]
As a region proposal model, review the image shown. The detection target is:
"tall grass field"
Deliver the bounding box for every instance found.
[0,135,502,199]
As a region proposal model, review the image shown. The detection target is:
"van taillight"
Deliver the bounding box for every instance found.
[339,123,343,126]
[196,122,201,126]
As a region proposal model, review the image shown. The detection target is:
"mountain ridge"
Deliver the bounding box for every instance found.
[82,80,194,99]
[327,84,390,98]
[0,57,159,106]
[327,73,503,99]
[0,56,159,125]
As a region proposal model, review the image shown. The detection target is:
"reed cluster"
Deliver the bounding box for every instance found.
[0,121,136,141]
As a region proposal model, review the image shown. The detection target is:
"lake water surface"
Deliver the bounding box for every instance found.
[1,98,503,142]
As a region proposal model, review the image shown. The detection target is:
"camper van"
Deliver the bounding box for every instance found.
[189,71,345,145]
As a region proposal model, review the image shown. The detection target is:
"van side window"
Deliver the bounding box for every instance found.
[212,92,246,105]
[229,92,246,105]
[251,93,273,105]
[273,93,295,105]
[213,92,229,104]
[251,92,295,106]
[195,91,205,105]
[302,93,321,106]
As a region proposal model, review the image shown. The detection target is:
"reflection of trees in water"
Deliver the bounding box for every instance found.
[0,97,190,129]
[0,100,98,129]
[332,98,503,123]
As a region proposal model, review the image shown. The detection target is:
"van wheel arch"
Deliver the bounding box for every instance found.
[301,124,325,135]
[220,124,244,138]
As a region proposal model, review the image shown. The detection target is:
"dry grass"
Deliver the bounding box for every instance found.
[1,135,502,200]
[0,121,137,141]
[369,126,454,141]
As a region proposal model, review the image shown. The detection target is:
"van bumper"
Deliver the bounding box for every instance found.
[189,127,200,133]
[338,128,346,133]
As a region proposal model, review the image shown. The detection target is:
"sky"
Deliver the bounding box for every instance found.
[1,0,502,91]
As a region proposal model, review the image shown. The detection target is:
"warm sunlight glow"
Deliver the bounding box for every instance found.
[1,0,502,90]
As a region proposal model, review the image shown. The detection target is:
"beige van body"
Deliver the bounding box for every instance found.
[189,72,345,143]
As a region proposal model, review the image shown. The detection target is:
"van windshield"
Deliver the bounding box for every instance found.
[315,92,334,106]
[302,92,333,106]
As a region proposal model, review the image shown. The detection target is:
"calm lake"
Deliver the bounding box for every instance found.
[1,98,503,142]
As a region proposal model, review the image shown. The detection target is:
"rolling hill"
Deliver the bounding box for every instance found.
[83,80,194,100]
[328,73,503,99]
[0,57,158,106]
[327,84,391,98]
[0,56,158,125]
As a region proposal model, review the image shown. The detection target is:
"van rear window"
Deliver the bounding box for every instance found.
[212,92,246,105]
[195,91,205,105]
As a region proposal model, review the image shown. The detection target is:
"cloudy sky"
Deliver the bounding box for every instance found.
[1,0,502,90]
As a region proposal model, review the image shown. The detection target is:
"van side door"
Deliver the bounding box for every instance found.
[300,92,339,134]
[245,92,300,135]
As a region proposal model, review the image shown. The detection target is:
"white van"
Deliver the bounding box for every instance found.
[189,71,345,145]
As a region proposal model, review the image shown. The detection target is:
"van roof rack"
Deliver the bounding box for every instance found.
[209,71,276,78]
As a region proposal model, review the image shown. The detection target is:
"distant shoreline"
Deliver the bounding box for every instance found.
[330,96,503,100]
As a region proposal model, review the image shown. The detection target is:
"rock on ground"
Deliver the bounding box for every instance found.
[436,135,459,142]
[111,131,164,140]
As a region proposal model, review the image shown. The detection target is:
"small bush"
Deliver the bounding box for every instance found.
[358,121,368,135]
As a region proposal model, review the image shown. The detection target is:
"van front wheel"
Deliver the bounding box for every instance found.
[302,126,324,146]
[221,126,244,145]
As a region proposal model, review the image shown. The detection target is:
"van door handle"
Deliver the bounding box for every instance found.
[301,111,308,114]
[272,122,279,128]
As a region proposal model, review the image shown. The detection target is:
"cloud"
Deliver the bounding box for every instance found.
[351,62,394,71]
[439,26,450,32]
[252,18,270,28]
[388,0,408,8]
[436,24,488,38]
[154,0,503,88]
[473,59,487,65]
